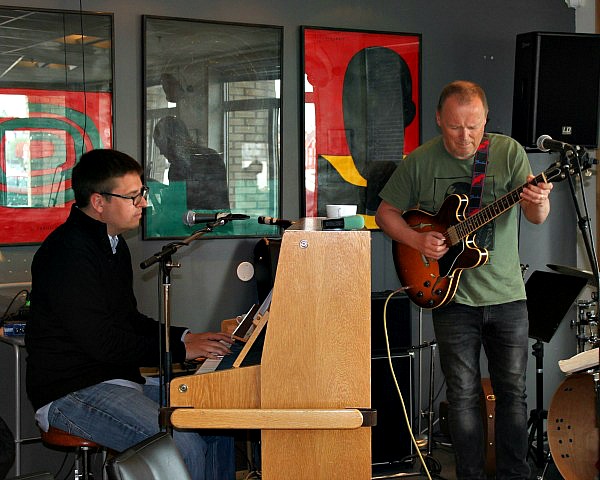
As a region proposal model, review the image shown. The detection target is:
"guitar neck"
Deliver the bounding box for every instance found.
[448,170,548,243]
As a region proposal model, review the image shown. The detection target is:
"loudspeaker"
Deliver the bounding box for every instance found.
[511,31,600,148]
[371,291,412,355]
[371,292,413,467]
[371,354,413,466]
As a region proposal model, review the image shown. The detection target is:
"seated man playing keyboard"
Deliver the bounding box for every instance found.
[25,149,236,480]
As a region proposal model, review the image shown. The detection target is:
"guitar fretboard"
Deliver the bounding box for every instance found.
[446,170,551,245]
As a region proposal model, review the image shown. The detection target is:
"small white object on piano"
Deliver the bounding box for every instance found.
[558,347,599,374]
[195,356,223,374]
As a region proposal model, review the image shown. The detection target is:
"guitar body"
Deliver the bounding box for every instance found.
[392,194,489,309]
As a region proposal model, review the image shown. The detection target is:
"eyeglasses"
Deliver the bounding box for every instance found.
[99,185,149,206]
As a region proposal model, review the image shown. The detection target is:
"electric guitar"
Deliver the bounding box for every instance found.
[392,161,569,309]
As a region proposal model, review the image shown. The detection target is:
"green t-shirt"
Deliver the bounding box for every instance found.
[379,133,531,306]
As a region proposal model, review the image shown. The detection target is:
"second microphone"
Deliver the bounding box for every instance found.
[183,211,250,226]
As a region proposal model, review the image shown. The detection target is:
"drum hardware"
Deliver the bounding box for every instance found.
[575,299,599,352]
[594,370,599,429]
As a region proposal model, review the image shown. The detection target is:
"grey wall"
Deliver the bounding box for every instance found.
[2,0,594,476]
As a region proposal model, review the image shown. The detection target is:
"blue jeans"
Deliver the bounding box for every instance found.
[432,301,530,480]
[48,382,235,480]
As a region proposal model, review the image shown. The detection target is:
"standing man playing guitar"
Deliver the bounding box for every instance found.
[375,80,553,480]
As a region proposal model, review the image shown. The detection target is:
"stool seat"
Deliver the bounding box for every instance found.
[39,427,106,480]
[41,426,101,450]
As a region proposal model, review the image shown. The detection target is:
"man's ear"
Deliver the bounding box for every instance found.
[89,192,105,213]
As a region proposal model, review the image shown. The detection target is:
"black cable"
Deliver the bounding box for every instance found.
[1,289,29,322]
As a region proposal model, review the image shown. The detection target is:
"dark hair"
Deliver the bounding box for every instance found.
[72,149,143,208]
[152,116,193,151]
[437,80,489,115]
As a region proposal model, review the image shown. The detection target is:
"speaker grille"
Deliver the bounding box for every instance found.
[512,32,600,148]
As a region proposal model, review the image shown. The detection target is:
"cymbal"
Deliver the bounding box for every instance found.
[547,264,595,282]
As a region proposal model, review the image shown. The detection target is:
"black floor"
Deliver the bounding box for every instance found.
[371,434,566,480]
[234,431,569,480]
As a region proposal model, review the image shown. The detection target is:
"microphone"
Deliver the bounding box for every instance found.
[536,134,574,153]
[183,211,249,226]
[322,215,365,231]
[257,216,294,229]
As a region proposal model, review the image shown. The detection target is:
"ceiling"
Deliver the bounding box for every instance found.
[0,7,113,89]
[144,17,282,86]
[0,7,282,91]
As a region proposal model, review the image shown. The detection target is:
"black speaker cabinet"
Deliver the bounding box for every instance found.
[371,291,411,354]
[372,354,413,467]
[512,31,600,148]
[371,292,413,467]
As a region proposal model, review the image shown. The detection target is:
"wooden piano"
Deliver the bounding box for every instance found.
[169,218,373,479]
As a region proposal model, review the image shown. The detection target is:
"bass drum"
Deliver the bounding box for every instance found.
[548,373,599,480]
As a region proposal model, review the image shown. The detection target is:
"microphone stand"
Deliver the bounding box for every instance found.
[557,146,600,337]
[532,146,599,471]
[139,217,229,432]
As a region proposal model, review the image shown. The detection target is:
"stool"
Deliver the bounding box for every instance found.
[40,427,105,480]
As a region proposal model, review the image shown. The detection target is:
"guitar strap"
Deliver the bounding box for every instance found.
[468,134,490,216]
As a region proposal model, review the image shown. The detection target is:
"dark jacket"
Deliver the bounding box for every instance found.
[26,205,187,411]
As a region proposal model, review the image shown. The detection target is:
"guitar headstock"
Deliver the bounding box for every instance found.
[541,147,596,184]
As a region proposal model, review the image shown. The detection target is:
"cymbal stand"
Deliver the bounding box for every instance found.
[139,218,229,430]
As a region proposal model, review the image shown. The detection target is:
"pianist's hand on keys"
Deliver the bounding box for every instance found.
[183,331,232,360]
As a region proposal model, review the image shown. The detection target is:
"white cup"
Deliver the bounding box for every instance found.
[326,204,357,218]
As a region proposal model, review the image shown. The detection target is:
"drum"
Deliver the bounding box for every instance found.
[548,373,599,480]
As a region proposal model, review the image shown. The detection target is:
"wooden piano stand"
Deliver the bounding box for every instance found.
[170,219,373,479]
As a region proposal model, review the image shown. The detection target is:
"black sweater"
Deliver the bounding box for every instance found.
[26,205,187,411]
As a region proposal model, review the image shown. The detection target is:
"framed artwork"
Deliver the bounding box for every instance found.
[143,16,283,239]
[302,27,421,227]
[0,7,114,245]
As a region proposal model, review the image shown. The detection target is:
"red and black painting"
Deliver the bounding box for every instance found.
[0,88,112,244]
[303,27,421,224]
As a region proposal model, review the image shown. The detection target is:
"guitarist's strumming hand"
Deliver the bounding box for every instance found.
[416,230,449,260]
[520,174,553,224]
[375,200,449,260]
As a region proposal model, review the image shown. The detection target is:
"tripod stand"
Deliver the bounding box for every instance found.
[526,340,547,468]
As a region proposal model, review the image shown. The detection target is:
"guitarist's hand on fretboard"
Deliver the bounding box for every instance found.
[519,174,553,224]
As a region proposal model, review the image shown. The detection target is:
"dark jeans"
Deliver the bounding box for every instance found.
[49,382,235,480]
[432,301,530,480]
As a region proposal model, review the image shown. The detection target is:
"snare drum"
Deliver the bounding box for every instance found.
[548,373,599,480]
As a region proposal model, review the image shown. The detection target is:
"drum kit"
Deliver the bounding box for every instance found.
[545,263,599,480]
